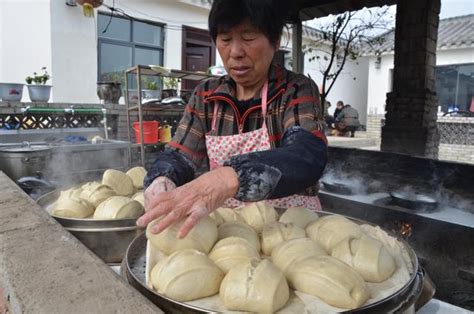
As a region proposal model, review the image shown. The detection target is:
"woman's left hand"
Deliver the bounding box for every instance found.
[136,166,239,238]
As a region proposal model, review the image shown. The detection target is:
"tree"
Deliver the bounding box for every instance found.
[303,7,393,112]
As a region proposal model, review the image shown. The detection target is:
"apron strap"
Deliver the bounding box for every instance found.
[261,80,268,128]
[211,80,269,132]
[211,102,219,132]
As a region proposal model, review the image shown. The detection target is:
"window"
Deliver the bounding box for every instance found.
[436,63,474,113]
[97,13,164,86]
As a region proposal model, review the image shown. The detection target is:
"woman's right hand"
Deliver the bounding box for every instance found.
[143,176,177,212]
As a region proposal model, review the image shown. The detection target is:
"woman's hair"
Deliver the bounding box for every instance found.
[208,0,288,47]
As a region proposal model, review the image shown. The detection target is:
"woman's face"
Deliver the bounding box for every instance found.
[216,21,278,91]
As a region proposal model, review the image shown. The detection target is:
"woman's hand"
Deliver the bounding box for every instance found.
[136,167,239,238]
[143,176,177,211]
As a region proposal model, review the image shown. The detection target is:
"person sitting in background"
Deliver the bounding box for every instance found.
[324,100,344,134]
[323,100,333,131]
[335,104,360,137]
[333,101,344,124]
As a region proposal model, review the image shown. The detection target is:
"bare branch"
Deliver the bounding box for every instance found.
[304,6,393,105]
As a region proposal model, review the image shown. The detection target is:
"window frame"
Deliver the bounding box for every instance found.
[97,12,165,81]
[435,62,474,113]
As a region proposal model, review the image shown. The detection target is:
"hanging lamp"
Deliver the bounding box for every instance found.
[76,0,102,17]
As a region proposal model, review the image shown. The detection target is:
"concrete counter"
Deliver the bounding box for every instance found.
[0,172,162,313]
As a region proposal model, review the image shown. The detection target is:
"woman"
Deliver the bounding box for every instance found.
[137,0,327,238]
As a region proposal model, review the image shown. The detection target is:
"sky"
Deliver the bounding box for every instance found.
[306,0,474,32]
[439,0,474,18]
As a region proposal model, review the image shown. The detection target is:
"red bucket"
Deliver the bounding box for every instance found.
[133,121,159,144]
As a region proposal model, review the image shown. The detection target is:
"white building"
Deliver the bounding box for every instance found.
[363,14,474,116]
[1,1,472,124]
[292,27,369,126]
[0,0,212,103]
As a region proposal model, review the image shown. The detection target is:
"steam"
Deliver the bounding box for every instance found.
[43,139,129,189]
[321,167,473,213]
[321,169,381,195]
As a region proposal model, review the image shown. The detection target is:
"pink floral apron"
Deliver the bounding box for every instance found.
[205,81,322,211]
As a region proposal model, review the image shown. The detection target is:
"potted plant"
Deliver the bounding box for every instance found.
[25,67,52,102]
[97,71,122,104]
[142,77,161,100]
[162,77,180,99]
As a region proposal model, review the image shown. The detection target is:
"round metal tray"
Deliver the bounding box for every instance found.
[122,212,426,314]
[321,180,354,195]
[37,189,141,263]
[390,191,438,212]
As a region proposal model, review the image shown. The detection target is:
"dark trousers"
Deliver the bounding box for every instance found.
[335,123,358,137]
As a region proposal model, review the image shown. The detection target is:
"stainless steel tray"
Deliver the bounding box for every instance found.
[37,189,141,263]
[122,212,426,314]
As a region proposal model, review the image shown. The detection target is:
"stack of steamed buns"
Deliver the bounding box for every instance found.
[51,167,147,220]
[146,202,399,312]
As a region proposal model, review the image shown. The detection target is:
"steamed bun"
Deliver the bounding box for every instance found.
[52,188,94,218]
[331,235,396,282]
[209,237,260,273]
[80,181,115,207]
[287,256,369,309]
[93,196,144,219]
[217,221,260,251]
[209,207,244,225]
[102,169,135,196]
[239,201,278,233]
[261,222,306,256]
[306,215,363,253]
[126,166,147,190]
[146,216,218,255]
[219,259,289,313]
[279,206,318,228]
[151,249,223,301]
[271,238,327,274]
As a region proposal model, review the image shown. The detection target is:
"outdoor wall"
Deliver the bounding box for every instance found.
[365,47,474,117]
[436,47,474,65]
[366,53,394,116]
[318,58,369,126]
[366,114,474,164]
[1,0,210,104]
[0,0,52,99]
[50,0,98,104]
[282,36,369,126]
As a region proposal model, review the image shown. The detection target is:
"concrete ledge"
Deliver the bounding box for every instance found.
[0,172,161,313]
[328,136,376,148]
[0,177,50,233]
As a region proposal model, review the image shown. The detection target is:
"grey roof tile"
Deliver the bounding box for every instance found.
[363,14,474,54]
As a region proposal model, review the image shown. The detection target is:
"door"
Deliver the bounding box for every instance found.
[182,26,215,90]
[185,46,212,90]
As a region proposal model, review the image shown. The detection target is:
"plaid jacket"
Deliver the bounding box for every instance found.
[168,64,326,165]
[145,64,327,200]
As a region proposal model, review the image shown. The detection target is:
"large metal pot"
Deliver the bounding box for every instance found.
[37,189,140,264]
[121,212,431,314]
[0,144,51,181]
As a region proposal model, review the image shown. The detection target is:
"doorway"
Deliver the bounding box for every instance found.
[182,25,216,90]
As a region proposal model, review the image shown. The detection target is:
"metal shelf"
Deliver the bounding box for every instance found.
[125,65,217,167]
[125,65,218,82]
[127,104,185,113]
[131,143,166,148]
